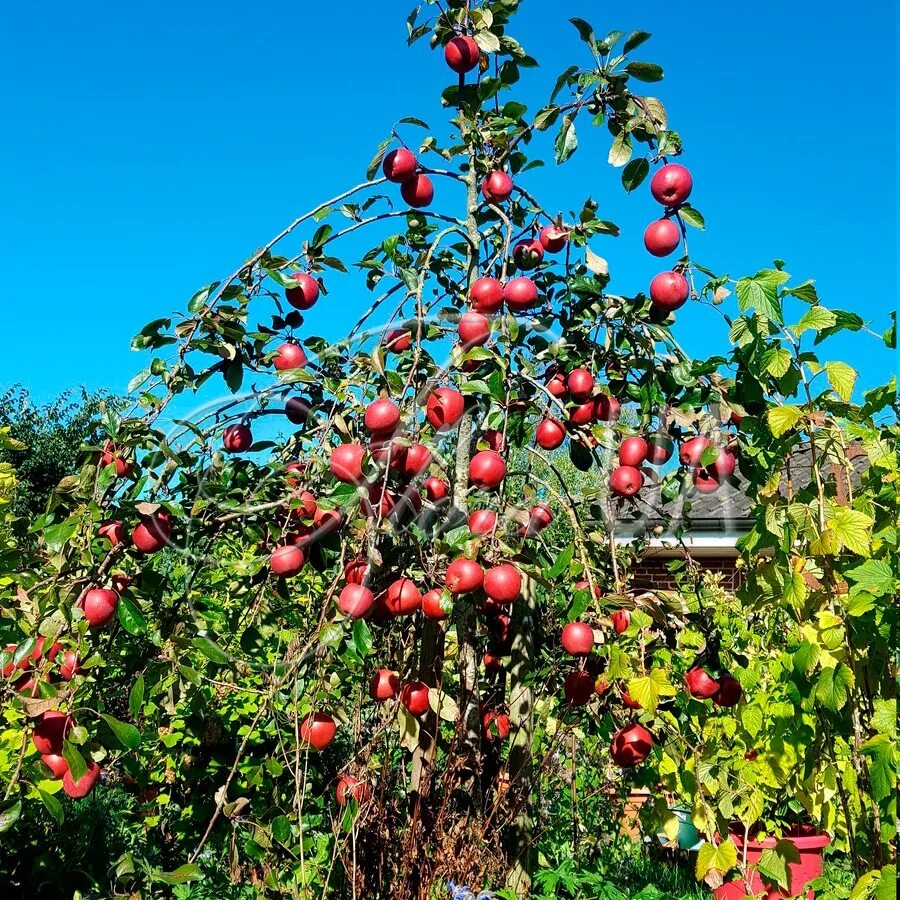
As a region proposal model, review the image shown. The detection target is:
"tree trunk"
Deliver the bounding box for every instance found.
[505,574,537,895]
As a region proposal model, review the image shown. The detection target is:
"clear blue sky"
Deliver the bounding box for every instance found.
[0,1,895,405]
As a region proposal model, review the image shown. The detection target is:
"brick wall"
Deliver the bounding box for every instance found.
[630,555,743,592]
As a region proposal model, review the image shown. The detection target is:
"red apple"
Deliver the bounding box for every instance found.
[83,588,119,629]
[566,368,594,402]
[383,578,421,616]
[458,311,491,347]
[285,272,320,310]
[59,650,81,681]
[273,343,307,371]
[98,521,128,546]
[283,396,311,427]
[422,588,449,621]
[539,224,568,253]
[99,442,133,478]
[575,579,602,597]
[643,218,681,257]
[561,621,594,656]
[610,465,644,497]
[445,557,484,594]
[693,468,720,494]
[369,668,400,701]
[525,503,553,536]
[650,163,693,207]
[483,651,503,673]
[650,271,690,312]
[679,436,712,468]
[481,708,511,741]
[482,429,505,452]
[593,394,621,422]
[62,760,101,799]
[469,276,504,313]
[400,174,434,208]
[382,148,417,183]
[564,670,595,706]
[503,276,539,311]
[344,558,369,585]
[568,401,594,427]
[223,424,252,453]
[329,443,366,484]
[646,434,674,465]
[270,544,305,577]
[713,673,743,707]
[299,712,336,750]
[400,680,430,716]
[610,609,630,634]
[397,443,432,478]
[481,171,513,203]
[535,418,565,450]
[546,371,568,399]
[513,239,544,270]
[32,711,74,756]
[336,775,371,806]
[365,398,400,434]
[132,511,171,554]
[313,506,343,535]
[483,564,521,603]
[707,447,737,481]
[423,477,449,502]
[685,667,720,699]
[338,584,374,619]
[444,35,480,74]
[611,723,653,767]
[619,437,648,468]
[426,387,465,431]
[469,450,506,490]
[385,328,412,352]
[41,753,69,779]
[468,509,497,535]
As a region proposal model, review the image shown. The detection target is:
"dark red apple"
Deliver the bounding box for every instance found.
[525,503,553,536]
[481,708,511,741]
[470,276,504,313]
[99,443,133,478]
[610,609,630,634]
[643,218,681,257]
[338,584,374,619]
[610,465,644,497]
[685,667,720,699]
[270,544,305,577]
[593,394,621,422]
[32,711,74,756]
[481,171,513,203]
[707,447,737,481]
[535,418,565,450]
[503,276,539,311]
[382,147,417,183]
[423,477,449,503]
[344,558,370,585]
[365,398,400,434]
[679,436,712,468]
[650,271,690,312]
[650,163,693,207]
[336,775,371,805]
[385,328,412,353]
[468,509,497,535]
[619,437,648,468]
[539,224,568,253]
[482,651,503,673]
[223,424,252,453]
[62,760,101,799]
[611,723,653,767]
[564,670,595,706]
[693,468,720,494]
[83,588,119,629]
[426,387,465,431]
[422,588,449,621]
[132,511,171,553]
[285,396,312,425]
[483,564,521,603]
[369,668,400,701]
[59,650,81,681]
[458,311,491,347]
[329,443,366,484]
[285,272,320,310]
[397,443,432,478]
[383,578,421,616]
[713,673,743,707]
[444,35,480,74]
[98,521,128,546]
[445,557,484,593]
[546,371,568,399]
[646,434,674,465]
[313,506,343,535]
[400,174,434,208]
[469,450,506,490]
[273,343,307,371]
[299,712,336,750]
[561,621,594,656]
[513,239,544,270]
[400,680,430,716]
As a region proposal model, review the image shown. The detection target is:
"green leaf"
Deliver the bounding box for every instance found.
[272,814,292,844]
[398,116,429,129]
[554,114,578,164]
[129,674,145,721]
[193,635,230,665]
[826,506,873,556]
[223,360,243,394]
[815,664,854,711]
[735,269,788,323]
[626,668,675,714]
[623,30,652,53]
[352,619,373,657]
[792,306,836,336]
[608,131,633,168]
[871,699,897,737]
[63,741,87,782]
[758,840,800,891]
[569,17,596,48]
[366,138,391,181]
[766,406,803,437]
[153,864,204,885]
[39,790,64,824]
[0,799,22,833]
[621,158,649,192]
[547,544,575,580]
[625,61,664,82]
[678,206,704,230]
[319,622,344,648]
[100,713,142,750]
[874,867,896,900]
[762,347,792,378]
[824,361,857,402]
[846,559,894,596]
[117,596,147,636]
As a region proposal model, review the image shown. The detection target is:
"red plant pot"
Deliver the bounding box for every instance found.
[712,828,832,900]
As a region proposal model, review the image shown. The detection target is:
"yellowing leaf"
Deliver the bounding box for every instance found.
[825,506,873,557]
[767,406,803,437]
[824,361,857,402]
